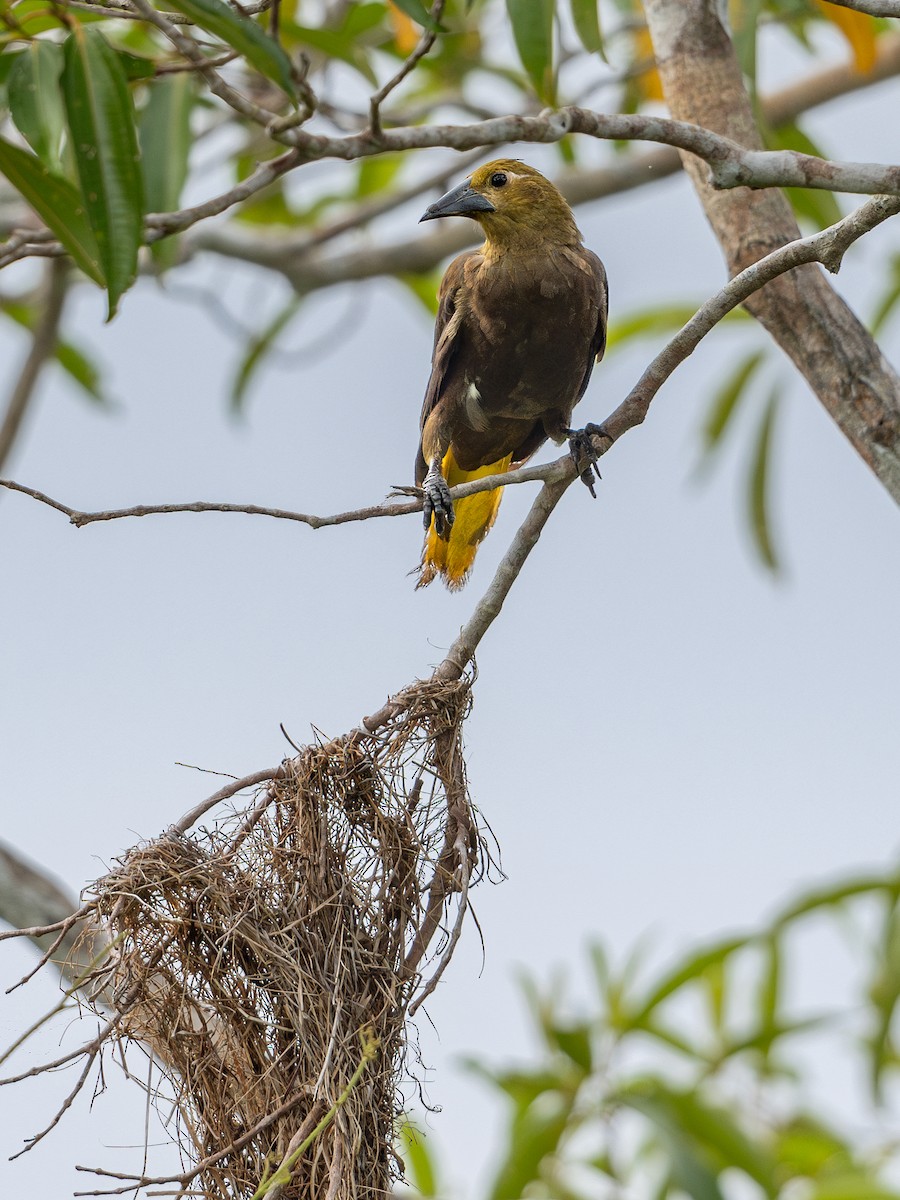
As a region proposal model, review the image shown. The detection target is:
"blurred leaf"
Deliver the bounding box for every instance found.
[870,253,900,335]
[282,22,377,84]
[390,0,444,32]
[632,24,663,102]
[397,1121,438,1197]
[811,1175,900,1200]
[701,349,765,453]
[630,936,748,1025]
[230,294,304,412]
[814,1,877,72]
[8,40,65,171]
[116,50,157,81]
[164,0,297,98]
[399,271,442,314]
[139,74,193,269]
[551,1022,592,1073]
[747,387,779,571]
[506,0,555,103]
[774,1115,853,1181]
[775,872,900,927]
[755,934,780,1065]
[0,298,107,402]
[62,27,144,318]
[356,152,404,197]
[765,120,841,230]
[0,135,104,285]
[488,1089,574,1200]
[615,1083,725,1200]
[616,1079,778,1196]
[570,0,604,56]
[607,303,748,351]
[703,960,726,1034]
[867,898,900,1101]
[729,0,762,91]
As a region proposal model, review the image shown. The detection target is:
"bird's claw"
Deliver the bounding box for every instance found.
[567,423,608,499]
[422,469,454,536]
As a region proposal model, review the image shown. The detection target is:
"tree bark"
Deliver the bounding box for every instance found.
[644,0,900,503]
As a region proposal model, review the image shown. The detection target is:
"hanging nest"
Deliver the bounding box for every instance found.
[74,674,481,1200]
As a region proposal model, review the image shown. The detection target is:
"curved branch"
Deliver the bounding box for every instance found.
[645,0,900,506]
[4,190,897,532]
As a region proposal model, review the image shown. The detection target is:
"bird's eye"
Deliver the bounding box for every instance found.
[490,172,508,188]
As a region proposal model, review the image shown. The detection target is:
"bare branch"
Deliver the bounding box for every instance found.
[645,0,900,507]
[603,194,900,442]
[368,1,445,136]
[821,0,900,16]
[5,190,898,547]
[127,0,281,128]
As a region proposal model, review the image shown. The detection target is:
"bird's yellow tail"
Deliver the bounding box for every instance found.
[417,448,512,590]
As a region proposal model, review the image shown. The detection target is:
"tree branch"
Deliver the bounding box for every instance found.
[822,0,900,16]
[645,0,900,505]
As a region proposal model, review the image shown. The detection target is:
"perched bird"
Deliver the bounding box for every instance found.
[415,158,609,590]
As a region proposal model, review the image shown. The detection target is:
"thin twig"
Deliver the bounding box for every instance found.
[167,767,287,837]
[368,1,446,137]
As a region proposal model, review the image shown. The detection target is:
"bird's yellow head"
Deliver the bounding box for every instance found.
[420,159,581,250]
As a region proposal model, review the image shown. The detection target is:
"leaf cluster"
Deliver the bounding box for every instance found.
[400,864,900,1199]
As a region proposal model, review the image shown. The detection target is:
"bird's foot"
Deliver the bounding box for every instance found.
[566,423,609,499]
[422,467,454,535]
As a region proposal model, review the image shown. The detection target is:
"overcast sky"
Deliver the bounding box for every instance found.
[2,27,900,1199]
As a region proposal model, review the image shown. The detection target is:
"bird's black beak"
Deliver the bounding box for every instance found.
[419,179,496,223]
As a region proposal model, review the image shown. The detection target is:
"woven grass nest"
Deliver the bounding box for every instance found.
[77,675,482,1200]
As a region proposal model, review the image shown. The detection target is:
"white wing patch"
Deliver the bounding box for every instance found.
[464,379,491,432]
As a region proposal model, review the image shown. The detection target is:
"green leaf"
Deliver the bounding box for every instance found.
[870,253,900,335]
[116,49,158,81]
[867,898,900,1101]
[0,298,108,403]
[729,0,762,93]
[390,0,444,33]
[356,152,404,197]
[765,121,841,230]
[165,0,297,98]
[570,0,604,56]
[774,873,900,928]
[397,1121,438,1197]
[230,295,304,412]
[506,0,555,103]
[607,303,749,352]
[0,135,104,285]
[282,22,377,85]
[747,388,779,571]
[398,271,443,314]
[630,937,748,1026]
[8,40,65,172]
[551,1022,593,1074]
[810,1175,900,1200]
[701,349,764,453]
[488,1089,574,1200]
[139,75,193,269]
[616,1080,778,1197]
[62,27,144,318]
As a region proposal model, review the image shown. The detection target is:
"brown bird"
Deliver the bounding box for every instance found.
[415,158,609,590]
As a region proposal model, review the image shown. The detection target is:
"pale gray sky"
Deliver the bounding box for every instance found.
[2,29,900,1198]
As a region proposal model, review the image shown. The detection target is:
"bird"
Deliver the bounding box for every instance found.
[414,158,609,590]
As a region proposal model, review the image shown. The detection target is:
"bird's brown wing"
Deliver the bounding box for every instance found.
[575,248,609,403]
[415,251,477,485]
